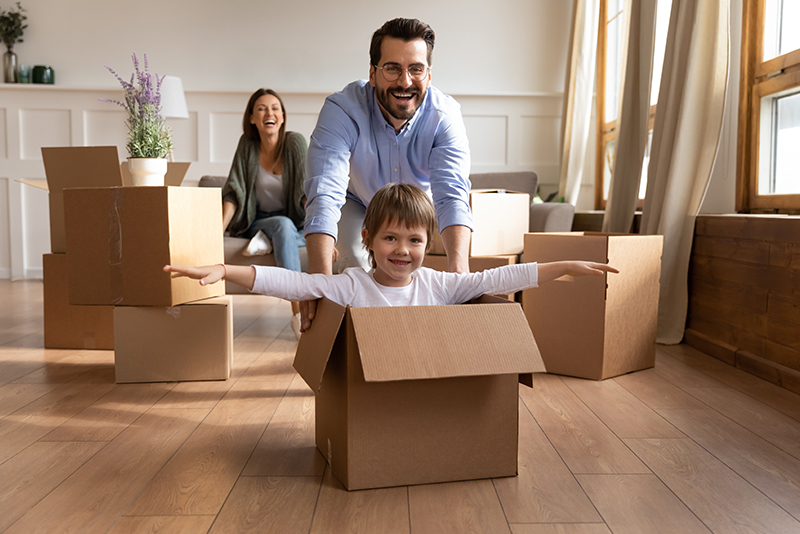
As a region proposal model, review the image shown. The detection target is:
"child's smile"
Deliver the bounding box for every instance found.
[365,220,427,287]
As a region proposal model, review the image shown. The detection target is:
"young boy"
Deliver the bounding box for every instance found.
[164,183,618,307]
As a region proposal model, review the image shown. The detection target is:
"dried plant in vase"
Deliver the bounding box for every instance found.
[0,2,27,83]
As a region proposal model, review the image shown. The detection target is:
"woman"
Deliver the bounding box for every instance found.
[222,88,307,339]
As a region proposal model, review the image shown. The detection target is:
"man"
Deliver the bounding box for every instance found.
[302,17,473,329]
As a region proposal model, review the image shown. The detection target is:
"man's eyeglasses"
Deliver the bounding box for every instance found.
[373,64,430,82]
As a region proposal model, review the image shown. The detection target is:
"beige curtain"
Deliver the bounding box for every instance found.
[601,0,658,233]
[641,0,730,343]
[558,0,601,206]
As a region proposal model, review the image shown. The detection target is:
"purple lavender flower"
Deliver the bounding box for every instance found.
[101,52,173,158]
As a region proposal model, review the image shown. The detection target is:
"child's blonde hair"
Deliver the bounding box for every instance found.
[362,183,436,268]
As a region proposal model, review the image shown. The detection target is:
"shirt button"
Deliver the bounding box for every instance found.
[394,168,398,172]
[393,142,397,146]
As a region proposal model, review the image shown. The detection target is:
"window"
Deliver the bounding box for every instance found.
[595,0,672,209]
[738,0,800,211]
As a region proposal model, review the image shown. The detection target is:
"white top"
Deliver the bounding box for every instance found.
[255,166,284,213]
[251,264,539,307]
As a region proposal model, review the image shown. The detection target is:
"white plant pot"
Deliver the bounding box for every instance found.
[128,157,168,186]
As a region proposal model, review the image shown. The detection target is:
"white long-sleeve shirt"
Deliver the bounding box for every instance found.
[251,264,539,307]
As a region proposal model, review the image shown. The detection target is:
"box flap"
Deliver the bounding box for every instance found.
[470,188,529,196]
[292,298,347,391]
[120,161,191,186]
[17,179,49,191]
[41,146,125,253]
[350,302,545,382]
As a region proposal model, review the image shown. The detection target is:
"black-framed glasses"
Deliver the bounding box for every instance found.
[373,64,430,82]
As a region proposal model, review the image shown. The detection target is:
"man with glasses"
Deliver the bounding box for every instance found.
[301,17,472,330]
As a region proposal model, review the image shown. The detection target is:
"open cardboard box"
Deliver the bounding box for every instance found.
[113,295,233,383]
[293,295,546,490]
[64,186,225,307]
[429,189,530,256]
[521,232,663,380]
[19,146,190,253]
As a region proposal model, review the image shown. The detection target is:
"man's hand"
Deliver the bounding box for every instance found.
[440,224,471,273]
[301,233,336,332]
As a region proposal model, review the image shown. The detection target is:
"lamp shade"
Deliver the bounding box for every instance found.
[160,76,189,119]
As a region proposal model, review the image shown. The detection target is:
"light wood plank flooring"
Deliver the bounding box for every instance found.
[1,279,799,534]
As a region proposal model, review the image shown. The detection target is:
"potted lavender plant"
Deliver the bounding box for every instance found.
[102,53,173,186]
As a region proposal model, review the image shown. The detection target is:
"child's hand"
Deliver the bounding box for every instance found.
[163,264,225,286]
[564,261,619,277]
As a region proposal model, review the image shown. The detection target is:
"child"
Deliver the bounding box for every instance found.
[164,183,618,308]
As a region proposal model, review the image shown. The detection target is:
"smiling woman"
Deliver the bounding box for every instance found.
[220,88,308,339]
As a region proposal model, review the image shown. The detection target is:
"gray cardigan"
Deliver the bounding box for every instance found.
[222,131,307,237]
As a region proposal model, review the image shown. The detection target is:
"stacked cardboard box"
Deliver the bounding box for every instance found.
[425,189,531,300]
[30,146,232,384]
[422,254,520,300]
[429,189,530,256]
[521,232,663,380]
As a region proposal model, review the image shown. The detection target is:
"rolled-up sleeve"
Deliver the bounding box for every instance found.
[429,106,473,233]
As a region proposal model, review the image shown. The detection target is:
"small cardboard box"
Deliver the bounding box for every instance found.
[430,189,530,256]
[113,296,233,383]
[423,254,519,300]
[293,296,546,490]
[20,146,190,254]
[64,186,224,307]
[43,253,114,350]
[521,232,663,380]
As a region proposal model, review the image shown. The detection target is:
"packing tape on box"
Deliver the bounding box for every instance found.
[108,188,124,305]
[166,307,182,319]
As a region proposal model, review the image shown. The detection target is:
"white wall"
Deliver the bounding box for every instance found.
[11,0,571,95]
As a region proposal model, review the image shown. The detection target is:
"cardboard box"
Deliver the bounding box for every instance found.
[113,296,233,383]
[430,189,530,256]
[521,232,663,380]
[423,254,520,300]
[293,295,546,490]
[43,253,114,350]
[64,186,225,307]
[20,146,190,254]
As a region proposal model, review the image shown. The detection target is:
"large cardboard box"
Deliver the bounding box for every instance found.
[521,232,663,380]
[430,190,530,256]
[293,296,546,490]
[64,186,224,307]
[43,253,114,350]
[423,254,519,300]
[113,296,233,383]
[20,146,190,254]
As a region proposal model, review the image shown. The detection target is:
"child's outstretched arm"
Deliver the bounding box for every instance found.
[163,264,256,291]
[537,261,619,285]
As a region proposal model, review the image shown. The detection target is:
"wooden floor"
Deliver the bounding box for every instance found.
[2,280,800,534]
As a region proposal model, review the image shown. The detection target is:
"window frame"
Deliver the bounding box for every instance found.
[595,0,651,211]
[737,0,800,212]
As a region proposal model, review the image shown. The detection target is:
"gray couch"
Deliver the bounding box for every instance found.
[199,171,574,292]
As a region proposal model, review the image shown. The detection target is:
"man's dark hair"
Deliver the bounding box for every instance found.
[369,18,435,67]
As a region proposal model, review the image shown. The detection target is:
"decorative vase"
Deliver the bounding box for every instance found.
[4,50,18,83]
[128,157,167,186]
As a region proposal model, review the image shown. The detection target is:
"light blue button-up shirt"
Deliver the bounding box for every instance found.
[304,80,473,241]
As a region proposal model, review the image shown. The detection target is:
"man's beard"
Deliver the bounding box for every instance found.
[375,85,426,123]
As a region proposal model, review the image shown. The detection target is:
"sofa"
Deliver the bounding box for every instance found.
[198,171,574,293]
